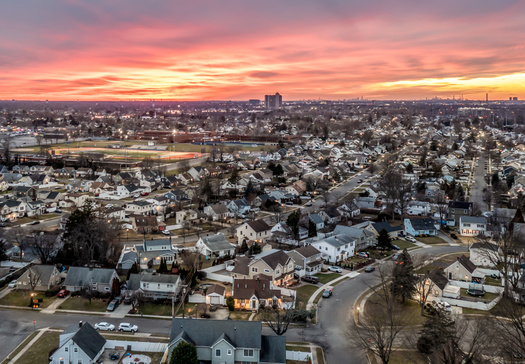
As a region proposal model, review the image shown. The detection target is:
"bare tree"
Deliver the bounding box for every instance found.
[379,165,412,221]
[263,308,292,336]
[26,266,44,292]
[492,297,525,361]
[348,266,406,364]
[28,232,57,264]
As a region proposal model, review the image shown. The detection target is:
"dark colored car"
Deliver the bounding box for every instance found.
[302,275,319,284]
[29,221,40,225]
[110,353,120,360]
[322,289,332,298]
[364,266,376,273]
[57,289,70,298]
[450,233,458,239]
[123,296,132,305]
[391,244,400,250]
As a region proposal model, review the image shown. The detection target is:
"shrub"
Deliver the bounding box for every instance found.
[226,296,235,311]
[45,288,60,297]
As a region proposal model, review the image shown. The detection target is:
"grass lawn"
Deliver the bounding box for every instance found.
[293,285,319,310]
[391,240,416,250]
[229,311,252,320]
[417,236,448,245]
[13,331,60,364]
[314,272,341,284]
[58,297,109,312]
[139,302,173,316]
[286,345,311,352]
[484,276,502,286]
[0,290,54,308]
[364,293,426,326]
[460,288,500,301]
[316,348,325,364]
[385,350,426,364]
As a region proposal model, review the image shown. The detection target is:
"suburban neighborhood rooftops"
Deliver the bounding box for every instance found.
[460,216,487,224]
[246,219,271,232]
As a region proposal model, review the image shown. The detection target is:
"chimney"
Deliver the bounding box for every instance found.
[78,321,82,328]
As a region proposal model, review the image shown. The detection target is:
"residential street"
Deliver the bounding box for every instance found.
[469,153,488,210]
[0,244,468,363]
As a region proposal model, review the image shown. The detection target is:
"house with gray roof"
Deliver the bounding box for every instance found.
[127,272,181,300]
[444,255,482,282]
[167,318,286,364]
[64,267,118,293]
[459,216,488,236]
[49,321,106,364]
[309,213,325,230]
[404,217,438,236]
[333,225,377,251]
[196,233,235,258]
[236,219,272,245]
[16,265,61,291]
[311,234,355,263]
[286,245,323,276]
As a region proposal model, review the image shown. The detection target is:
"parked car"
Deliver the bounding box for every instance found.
[450,233,458,239]
[322,289,332,298]
[406,236,417,243]
[141,192,149,196]
[0,222,6,227]
[123,296,132,305]
[436,301,452,312]
[357,252,369,258]
[8,280,17,288]
[357,179,363,183]
[327,266,342,273]
[29,221,40,225]
[161,230,171,236]
[107,300,118,312]
[110,353,120,360]
[305,202,312,207]
[392,254,399,261]
[57,289,70,298]
[118,323,138,332]
[302,275,319,284]
[364,266,375,273]
[94,322,115,331]
[55,209,62,213]
[391,244,400,250]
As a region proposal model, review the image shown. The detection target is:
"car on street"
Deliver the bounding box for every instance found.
[29,221,40,225]
[8,280,17,288]
[302,275,319,284]
[107,300,118,312]
[357,179,363,183]
[118,323,138,332]
[322,289,332,298]
[405,236,417,243]
[141,192,149,196]
[94,322,115,331]
[327,266,342,273]
[57,289,70,298]
[161,230,171,235]
[364,266,375,273]
[357,252,369,258]
[305,202,312,207]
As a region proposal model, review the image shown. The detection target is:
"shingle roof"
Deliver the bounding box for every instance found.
[259,250,290,270]
[293,245,320,258]
[207,284,225,296]
[246,219,271,232]
[232,256,251,276]
[64,267,115,287]
[456,255,477,274]
[319,234,355,249]
[233,278,281,300]
[169,318,263,349]
[460,216,486,224]
[448,201,473,209]
[63,322,106,360]
[428,269,448,290]
[407,218,436,231]
[200,234,234,252]
[260,335,287,364]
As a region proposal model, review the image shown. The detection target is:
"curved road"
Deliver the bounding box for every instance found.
[268,244,468,364]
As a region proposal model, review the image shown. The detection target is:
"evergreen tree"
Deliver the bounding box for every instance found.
[391,249,417,303]
[244,180,256,197]
[377,228,392,250]
[417,307,455,355]
[239,240,249,254]
[308,220,317,237]
[170,341,198,364]
[286,210,301,239]
[249,242,262,255]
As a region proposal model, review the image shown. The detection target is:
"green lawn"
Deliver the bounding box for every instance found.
[417,236,448,245]
[316,348,325,364]
[484,276,502,286]
[13,331,60,364]
[391,240,416,250]
[460,288,500,301]
[139,302,172,316]
[314,272,341,284]
[229,311,252,320]
[0,291,54,308]
[364,293,426,326]
[293,285,319,310]
[58,297,109,312]
[385,350,426,364]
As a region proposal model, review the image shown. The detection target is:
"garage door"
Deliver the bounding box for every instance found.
[210,295,221,305]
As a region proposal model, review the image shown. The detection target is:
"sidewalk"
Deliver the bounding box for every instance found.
[6,328,48,364]
[41,296,68,314]
[306,271,360,310]
[108,302,130,318]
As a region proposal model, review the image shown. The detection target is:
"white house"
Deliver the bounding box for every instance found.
[404,218,438,236]
[128,272,181,300]
[49,322,106,364]
[311,234,355,263]
[236,219,272,245]
[196,234,235,258]
[175,209,199,225]
[459,216,488,236]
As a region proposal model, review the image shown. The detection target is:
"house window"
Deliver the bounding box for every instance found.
[276,269,280,275]
[264,269,270,273]
[251,267,258,273]
[244,349,254,357]
[215,349,221,357]
[74,348,78,352]
[77,360,82,364]
[65,347,68,352]
[227,349,232,355]
[60,361,65,364]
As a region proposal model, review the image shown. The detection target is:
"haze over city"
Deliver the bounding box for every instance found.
[2,0,525,101]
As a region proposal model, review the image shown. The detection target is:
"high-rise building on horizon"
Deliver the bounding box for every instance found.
[264,92,282,109]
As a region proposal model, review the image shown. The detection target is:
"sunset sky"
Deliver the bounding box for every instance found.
[1,0,525,101]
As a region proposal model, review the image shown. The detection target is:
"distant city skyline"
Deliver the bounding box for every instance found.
[1,1,525,101]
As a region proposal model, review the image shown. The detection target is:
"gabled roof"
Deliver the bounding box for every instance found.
[448,201,473,209]
[455,255,477,274]
[407,218,436,231]
[169,318,263,349]
[460,216,486,224]
[371,222,403,234]
[293,245,320,258]
[64,267,116,287]
[246,219,271,232]
[207,284,225,296]
[309,213,324,224]
[232,256,251,276]
[316,234,355,249]
[62,322,106,359]
[258,250,290,270]
[428,269,448,290]
[199,234,234,252]
[233,278,281,300]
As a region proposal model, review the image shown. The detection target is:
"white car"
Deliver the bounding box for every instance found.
[8,280,17,288]
[436,301,452,312]
[161,230,171,236]
[94,322,115,331]
[406,236,417,243]
[327,266,342,273]
[119,323,138,332]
